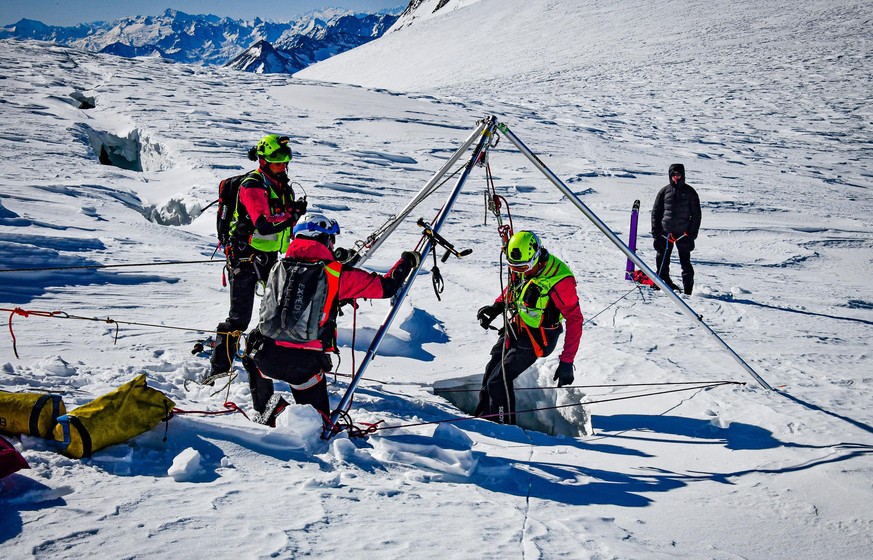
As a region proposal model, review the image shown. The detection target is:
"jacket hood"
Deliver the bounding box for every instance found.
[668,163,686,186]
[285,237,335,260]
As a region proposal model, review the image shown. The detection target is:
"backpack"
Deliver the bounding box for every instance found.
[216,173,250,247]
[258,259,333,344]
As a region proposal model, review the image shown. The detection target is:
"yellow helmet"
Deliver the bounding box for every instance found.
[255,134,292,163]
[505,230,542,272]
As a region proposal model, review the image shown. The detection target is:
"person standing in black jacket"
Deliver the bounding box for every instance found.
[651,163,702,295]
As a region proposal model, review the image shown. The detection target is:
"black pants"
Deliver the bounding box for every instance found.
[245,337,330,418]
[655,237,695,294]
[210,248,276,375]
[475,324,561,424]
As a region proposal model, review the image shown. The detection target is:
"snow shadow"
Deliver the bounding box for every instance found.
[337,307,448,361]
[778,390,873,436]
[474,416,873,508]
[0,475,69,545]
[82,415,327,482]
[0,234,175,304]
[702,293,873,327]
[336,384,869,507]
[594,413,782,451]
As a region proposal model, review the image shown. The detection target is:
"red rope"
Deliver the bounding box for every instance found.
[6,307,67,359]
[173,401,250,420]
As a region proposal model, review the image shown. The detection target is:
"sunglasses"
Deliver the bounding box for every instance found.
[507,252,541,273]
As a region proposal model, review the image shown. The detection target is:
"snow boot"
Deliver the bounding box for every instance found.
[254,394,290,427]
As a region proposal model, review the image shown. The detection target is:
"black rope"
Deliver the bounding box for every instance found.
[583,286,639,326]
[433,380,743,393]
[326,409,383,439]
[367,381,741,434]
[356,164,465,256]
[0,259,221,273]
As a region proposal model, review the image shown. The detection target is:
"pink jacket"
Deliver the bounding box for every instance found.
[238,171,296,226]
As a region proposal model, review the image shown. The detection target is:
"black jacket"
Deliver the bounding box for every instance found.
[651,164,701,240]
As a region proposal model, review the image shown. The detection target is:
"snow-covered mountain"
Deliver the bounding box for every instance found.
[0,9,399,72]
[2,0,872,558]
[226,13,399,73]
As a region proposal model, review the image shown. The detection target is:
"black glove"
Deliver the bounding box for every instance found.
[333,246,351,263]
[293,198,308,216]
[476,302,504,330]
[321,353,333,373]
[554,361,575,387]
[401,250,421,269]
[653,236,666,252]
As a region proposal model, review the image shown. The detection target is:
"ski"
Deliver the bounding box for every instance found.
[625,199,656,288]
[625,199,640,281]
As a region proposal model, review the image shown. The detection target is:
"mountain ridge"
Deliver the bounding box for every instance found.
[0,8,401,73]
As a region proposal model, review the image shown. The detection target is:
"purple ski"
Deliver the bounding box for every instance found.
[625,199,640,281]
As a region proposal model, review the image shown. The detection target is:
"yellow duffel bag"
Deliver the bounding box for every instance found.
[0,392,66,439]
[54,374,175,459]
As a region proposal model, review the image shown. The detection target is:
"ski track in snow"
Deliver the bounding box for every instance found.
[2,1,873,556]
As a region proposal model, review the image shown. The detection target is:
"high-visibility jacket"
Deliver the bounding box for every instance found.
[231,170,295,253]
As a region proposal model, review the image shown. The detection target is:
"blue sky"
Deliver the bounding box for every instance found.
[0,1,406,26]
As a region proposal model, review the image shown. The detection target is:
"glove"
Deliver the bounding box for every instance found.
[292,198,308,216]
[333,246,351,263]
[653,236,666,252]
[554,361,575,387]
[321,353,333,373]
[401,250,421,269]
[476,302,504,330]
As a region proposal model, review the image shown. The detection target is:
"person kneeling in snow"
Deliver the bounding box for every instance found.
[474,230,583,425]
[243,212,420,427]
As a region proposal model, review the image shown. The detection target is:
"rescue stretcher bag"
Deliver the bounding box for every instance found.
[0,434,30,479]
[53,374,175,459]
[0,392,66,439]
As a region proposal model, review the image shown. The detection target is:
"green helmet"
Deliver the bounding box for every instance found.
[256,134,292,163]
[505,230,542,272]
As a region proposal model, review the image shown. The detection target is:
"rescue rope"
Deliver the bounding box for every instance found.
[432,379,743,393]
[583,285,641,326]
[353,163,465,259]
[0,259,221,273]
[2,306,243,359]
[172,401,250,421]
[346,380,742,436]
[321,409,383,439]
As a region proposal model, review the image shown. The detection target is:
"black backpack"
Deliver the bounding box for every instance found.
[258,259,332,344]
[216,173,250,248]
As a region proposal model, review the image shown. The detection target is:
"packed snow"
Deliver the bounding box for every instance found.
[2,0,873,558]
